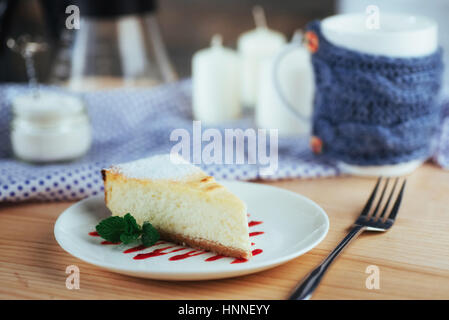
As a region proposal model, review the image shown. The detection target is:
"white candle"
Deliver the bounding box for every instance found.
[237,6,286,108]
[256,32,314,136]
[11,92,92,162]
[192,34,241,124]
[321,13,438,176]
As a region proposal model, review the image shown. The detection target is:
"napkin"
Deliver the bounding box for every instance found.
[0,80,339,202]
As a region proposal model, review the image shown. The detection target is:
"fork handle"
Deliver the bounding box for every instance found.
[289,225,366,300]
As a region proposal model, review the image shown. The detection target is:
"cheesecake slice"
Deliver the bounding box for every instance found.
[102,154,251,259]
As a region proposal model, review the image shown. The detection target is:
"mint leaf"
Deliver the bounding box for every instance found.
[119,213,142,244]
[96,214,159,246]
[141,221,160,247]
[95,216,126,242]
[123,213,141,235]
[120,232,140,244]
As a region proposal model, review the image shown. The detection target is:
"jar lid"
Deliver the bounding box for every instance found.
[12,92,85,123]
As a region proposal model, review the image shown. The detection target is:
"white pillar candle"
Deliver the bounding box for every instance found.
[237,6,286,108]
[192,34,241,125]
[321,13,438,176]
[256,32,314,136]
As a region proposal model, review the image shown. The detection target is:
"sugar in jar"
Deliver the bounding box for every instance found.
[10,92,92,163]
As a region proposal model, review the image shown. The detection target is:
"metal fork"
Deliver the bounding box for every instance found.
[289,177,406,300]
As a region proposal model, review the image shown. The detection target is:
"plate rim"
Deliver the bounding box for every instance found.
[54,180,329,280]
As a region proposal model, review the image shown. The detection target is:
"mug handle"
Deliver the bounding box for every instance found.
[272,31,311,123]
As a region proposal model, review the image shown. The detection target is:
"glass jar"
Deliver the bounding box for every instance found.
[50,0,177,91]
[10,92,92,163]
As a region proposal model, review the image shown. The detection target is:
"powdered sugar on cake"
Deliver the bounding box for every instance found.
[110,154,203,180]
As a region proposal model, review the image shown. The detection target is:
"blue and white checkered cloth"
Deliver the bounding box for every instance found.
[0,80,339,202]
[0,79,447,203]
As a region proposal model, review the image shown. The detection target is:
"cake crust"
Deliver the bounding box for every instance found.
[158,230,250,260]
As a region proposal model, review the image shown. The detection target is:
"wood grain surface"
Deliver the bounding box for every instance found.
[0,163,448,300]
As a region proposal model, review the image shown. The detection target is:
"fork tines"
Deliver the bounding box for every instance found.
[356,177,406,229]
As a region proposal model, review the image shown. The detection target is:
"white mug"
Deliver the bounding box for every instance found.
[274,13,439,177]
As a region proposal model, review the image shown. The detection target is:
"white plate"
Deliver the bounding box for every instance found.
[54,180,329,280]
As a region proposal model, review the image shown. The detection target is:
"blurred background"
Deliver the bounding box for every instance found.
[2,0,447,93]
[0,0,334,83]
[0,0,448,195]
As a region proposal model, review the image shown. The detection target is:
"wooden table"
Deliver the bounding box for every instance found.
[1,163,448,300]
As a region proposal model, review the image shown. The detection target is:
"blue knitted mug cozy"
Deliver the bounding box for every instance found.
[306,20,444,165]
